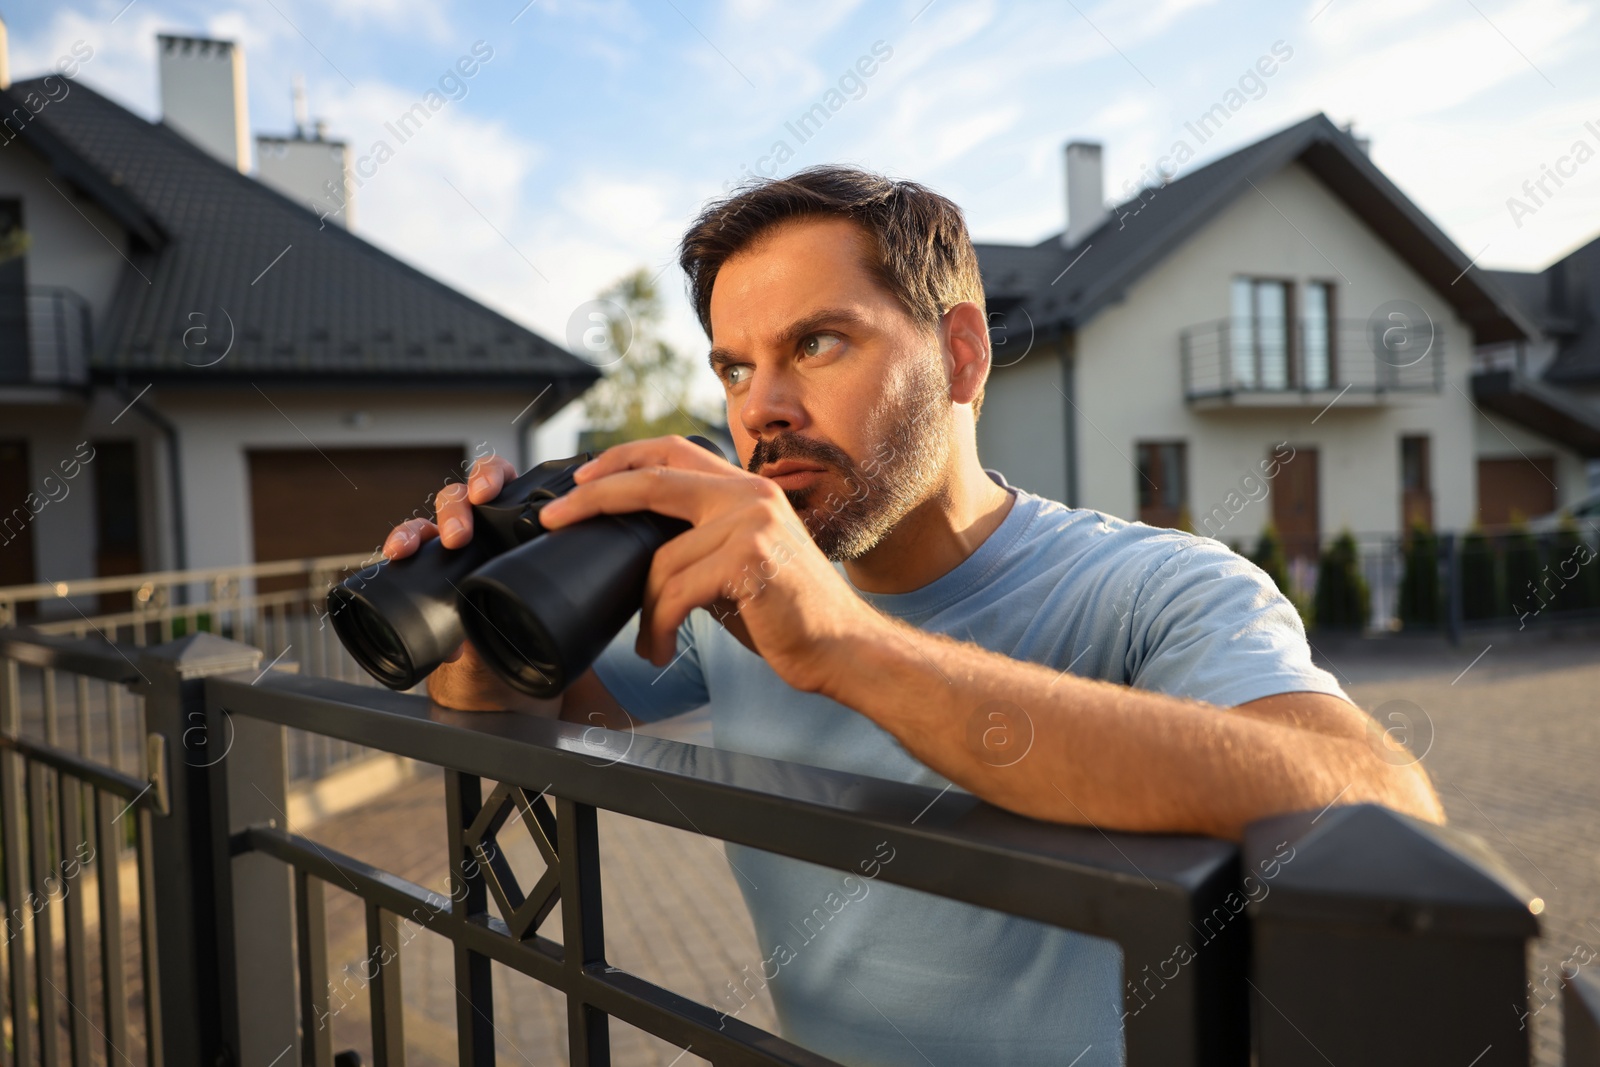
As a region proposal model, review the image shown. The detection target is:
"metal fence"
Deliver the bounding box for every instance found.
[0,624,1583,1066]
[0,553,378,784]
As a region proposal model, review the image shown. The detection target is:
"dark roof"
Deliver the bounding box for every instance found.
[2,77,599,395]
[974,113,1533,348]
[1484,234,1600,384]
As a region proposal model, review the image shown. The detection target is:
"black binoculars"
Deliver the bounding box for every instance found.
[327,435,725,699]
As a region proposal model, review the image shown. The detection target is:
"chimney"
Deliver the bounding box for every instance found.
[255,80,354,228]
[158,34,250,171]
[1340,121,1372,157]
[1064,141,1107,248]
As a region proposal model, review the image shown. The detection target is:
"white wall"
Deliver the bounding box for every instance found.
[975,348,1067,500]
[981,160,1584,540]
[0,137,129,334]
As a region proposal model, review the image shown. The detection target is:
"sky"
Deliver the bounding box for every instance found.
[8,0,1600,424]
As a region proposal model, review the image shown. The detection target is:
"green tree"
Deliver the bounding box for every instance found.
[1250,524,1289,597]
[1500,521,1542,622]
[1459,526,1498,621]
[1398,521,1440,628]
[581,268,717,448]
[0,226,29,264]
[1549,518,1599,614]
[1313,529,1369,631]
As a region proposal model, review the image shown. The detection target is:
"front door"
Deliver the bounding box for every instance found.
[1272,446,1320,563]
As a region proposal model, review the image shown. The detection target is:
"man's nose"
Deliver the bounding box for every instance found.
[739,368,809,438]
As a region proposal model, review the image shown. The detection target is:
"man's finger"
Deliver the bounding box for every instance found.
[574,434,731,485]
[640,552,740,666]
[639,514,744,658]
[382,518,438,560]
[542,466,751,529]
[434,480,475,548]
[467,454,517,504]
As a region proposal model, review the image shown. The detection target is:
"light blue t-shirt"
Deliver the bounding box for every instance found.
[592,472,1346,1066]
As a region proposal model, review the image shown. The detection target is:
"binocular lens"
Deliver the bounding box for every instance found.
[328,587,416,689]
[458,585,561,694]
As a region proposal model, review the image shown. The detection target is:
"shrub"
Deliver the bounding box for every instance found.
[1549,519,1600,614]
[1459,526,1498,621]
[1500,523,1542,621]
[1314,529,1369,631]
[1398,521,1440,628]
[1251,524,1290,597]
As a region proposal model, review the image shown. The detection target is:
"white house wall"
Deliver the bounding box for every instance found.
[975,350,1066,500]
[0,142,129,331]
[1058,160,1579,540]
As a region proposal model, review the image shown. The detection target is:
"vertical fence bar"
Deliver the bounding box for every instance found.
[558,797,609,1066]
[366,903,405,1067]
[96,788,130,1065]
[135,806,163,1067]
[27,761,62,1066]
[295,870,332,1067]
[0,658,34,1067]
[445,770,495,1066]
[138,634,264,1067]
[57,770,92,1066]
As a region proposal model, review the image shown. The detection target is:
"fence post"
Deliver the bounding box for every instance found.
[1442,531,1463,646]
[138,632,285,1067]
[1568,971,1600,1066]
[1245,804,1541,1067]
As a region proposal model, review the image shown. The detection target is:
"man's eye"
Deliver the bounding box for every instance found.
[724,365,751,387]
[801,333,841,358]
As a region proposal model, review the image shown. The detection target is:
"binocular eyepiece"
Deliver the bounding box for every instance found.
[327,435,726,699]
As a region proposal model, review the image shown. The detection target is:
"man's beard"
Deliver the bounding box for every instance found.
[746,360,953,561]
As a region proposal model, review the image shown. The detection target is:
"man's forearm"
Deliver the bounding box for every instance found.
[818,613,1436,840]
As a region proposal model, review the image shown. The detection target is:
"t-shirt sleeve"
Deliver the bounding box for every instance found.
[589,609,710,723]
[1123,537,1349,708]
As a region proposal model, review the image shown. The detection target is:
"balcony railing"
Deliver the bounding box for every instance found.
[0,286,94,387]
[0,625,1577,1066]
[1180,317,1444,404]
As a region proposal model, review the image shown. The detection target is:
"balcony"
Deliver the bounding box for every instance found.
[0,286,93,391]
[1180,317,1444,409]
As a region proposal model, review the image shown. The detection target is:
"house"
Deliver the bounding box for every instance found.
[1475,237,1600,523]
[0,31,597,607]
[971,113,1600,567]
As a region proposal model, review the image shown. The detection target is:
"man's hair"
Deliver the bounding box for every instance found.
[677,165,990,418]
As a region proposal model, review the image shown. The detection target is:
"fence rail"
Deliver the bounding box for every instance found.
[0,625,1570,1066]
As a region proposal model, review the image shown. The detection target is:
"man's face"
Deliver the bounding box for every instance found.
[707,216,954,560]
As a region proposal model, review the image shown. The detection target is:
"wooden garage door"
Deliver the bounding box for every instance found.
[1476,457,1556,528]
[248,446,467,564]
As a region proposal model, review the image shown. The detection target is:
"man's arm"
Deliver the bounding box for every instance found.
[820,614,1444,841]
[534,435,1445,843]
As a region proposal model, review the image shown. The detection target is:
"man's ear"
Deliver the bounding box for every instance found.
[941,301,990,406]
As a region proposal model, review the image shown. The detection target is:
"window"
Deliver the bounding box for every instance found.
[1302,281,1334,389]
[1136,441,1188,529]
[1229,278,1291,389]
[1229,278,1337,391]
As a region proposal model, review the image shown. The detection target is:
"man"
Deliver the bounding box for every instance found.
[382,166,1443,1065]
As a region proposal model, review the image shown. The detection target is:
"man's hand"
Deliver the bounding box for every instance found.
[536,435,885,695]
